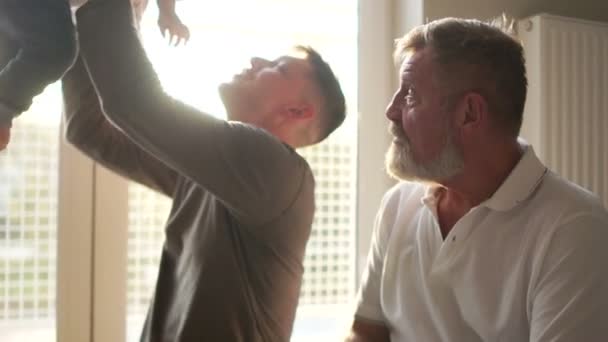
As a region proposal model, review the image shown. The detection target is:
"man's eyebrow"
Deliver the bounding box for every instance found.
[401,73,414,83]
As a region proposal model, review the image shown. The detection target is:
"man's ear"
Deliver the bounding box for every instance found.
[456,92,487,131]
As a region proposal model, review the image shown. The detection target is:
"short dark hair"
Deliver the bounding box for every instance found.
[294,45,346,143]
[395,17,527,137]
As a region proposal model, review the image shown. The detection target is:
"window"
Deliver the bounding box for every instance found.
[126,183,169,341]
[0,84,61,341]
[1,1,394,341]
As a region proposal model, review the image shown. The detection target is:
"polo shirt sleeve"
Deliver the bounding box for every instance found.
[354,187,399,324]
[529,212,608,342]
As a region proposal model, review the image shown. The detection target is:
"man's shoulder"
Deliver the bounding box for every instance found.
[520,171,608,258]
[226,121,309,168]
[376,181,427,227]
[534,170,608,220]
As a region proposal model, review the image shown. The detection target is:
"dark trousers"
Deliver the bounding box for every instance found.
[0,0,77,123]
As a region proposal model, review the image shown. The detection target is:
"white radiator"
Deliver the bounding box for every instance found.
[518,14,608,208]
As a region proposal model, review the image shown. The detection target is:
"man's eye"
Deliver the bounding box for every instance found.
[405,88,416,105]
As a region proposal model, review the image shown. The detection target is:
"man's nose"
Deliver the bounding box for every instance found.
[250,57,269,69]
[385,94,400,121]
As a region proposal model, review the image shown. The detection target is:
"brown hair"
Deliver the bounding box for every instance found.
[395,16,527,137]
[294,45,346,143]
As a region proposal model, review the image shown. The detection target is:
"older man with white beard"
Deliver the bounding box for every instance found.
[345,17,608,342]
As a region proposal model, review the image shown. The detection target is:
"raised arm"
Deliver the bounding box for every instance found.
[74,0,310,225]
[62,56,178,197]
[156,0,176,18]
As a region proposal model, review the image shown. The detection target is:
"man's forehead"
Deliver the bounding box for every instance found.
[399,48,432,77]
[275,55,312,74]
[277,54,307,65]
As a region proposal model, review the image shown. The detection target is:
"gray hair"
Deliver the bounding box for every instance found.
[394,16,527,137]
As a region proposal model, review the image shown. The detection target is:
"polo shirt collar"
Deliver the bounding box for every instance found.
[420,141,547,212]
[481,143,548,211]
[421,185,442,216]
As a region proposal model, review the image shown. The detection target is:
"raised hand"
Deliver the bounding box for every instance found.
[158,13,190,46]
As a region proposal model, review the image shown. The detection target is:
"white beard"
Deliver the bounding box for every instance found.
[385,122,464,183]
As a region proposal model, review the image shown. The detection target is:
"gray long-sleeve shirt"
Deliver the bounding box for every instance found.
[62,1,315,340]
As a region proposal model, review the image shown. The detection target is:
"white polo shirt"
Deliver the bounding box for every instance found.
[355,145,608,342]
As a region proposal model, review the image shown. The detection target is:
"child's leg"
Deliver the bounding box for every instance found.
[0,0,77,122]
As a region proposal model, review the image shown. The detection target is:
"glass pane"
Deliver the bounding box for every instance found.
[0,83,61,342]
[126,184,170,342]
[295,140,357,341]
[126,1,357,341]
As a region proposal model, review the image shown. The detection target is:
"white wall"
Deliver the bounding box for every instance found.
[423,0,608,23]
[356,0,397,279]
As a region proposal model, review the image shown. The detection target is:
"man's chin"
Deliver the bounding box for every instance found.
[218,83,233,105]
[385,146,434,183]
[386,161,416,182]
[218,82,230,96]
[385,147,414,181]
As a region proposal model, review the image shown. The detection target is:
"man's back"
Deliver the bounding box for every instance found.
[141,166,315,341]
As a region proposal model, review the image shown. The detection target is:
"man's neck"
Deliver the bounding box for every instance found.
[436,139,523,237]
